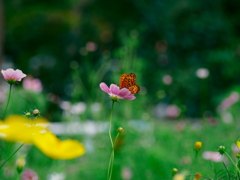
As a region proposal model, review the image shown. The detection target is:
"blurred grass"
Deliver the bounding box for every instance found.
[0,110,239,179]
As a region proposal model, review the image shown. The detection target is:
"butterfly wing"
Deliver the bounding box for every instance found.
[119,73,140,94]
[128,84,140,94]
[120,73,128,88]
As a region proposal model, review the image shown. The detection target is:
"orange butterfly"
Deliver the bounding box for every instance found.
[119,73,140,94]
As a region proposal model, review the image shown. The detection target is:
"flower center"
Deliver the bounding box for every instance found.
[110,95,120,101]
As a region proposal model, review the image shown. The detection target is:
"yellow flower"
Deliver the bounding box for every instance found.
[172,168,178,176]
[194,141,202,151]
[16,157,26,173]
[0,115,85,159]
[33,131,85,159]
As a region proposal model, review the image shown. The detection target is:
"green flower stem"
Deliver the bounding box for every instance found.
[2,84,12,120]
[210,160,217,179]
[222,161,230,180]
[107,101,115,180]
[107,133,120,180]
[224,151,240,174]
[190,151,199,180]
[0,143,24,170]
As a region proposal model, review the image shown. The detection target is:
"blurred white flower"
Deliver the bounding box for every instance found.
[153,103,168,118]
[221,111,233,124]
[91,102,101,112]
[70,102,86,115]
[59,101,71,110]
[59,101,86,115]
[162,75,172,85]
[121,167,132,180]
[202,151,222,162]
[47,172,65,180]
[83,122,98,136]
[196,68,209,79]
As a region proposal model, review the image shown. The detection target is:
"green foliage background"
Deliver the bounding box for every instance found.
[3,0,240,118]
[1,1,240,179]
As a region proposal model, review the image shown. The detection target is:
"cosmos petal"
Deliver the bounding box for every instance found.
[118,88,131,97]
[110,84,120,95]
[100,82,111,94]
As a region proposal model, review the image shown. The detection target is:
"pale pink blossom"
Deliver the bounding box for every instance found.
[166,105,180,118]
[1,68,26,84]
[100,82,136,101]
[218,92,239,110]
[202,151,222,162]
[23,77,42,92]
[21,169,39,180]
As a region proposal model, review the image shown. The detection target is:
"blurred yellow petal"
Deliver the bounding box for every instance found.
[33,132,85,159]
[0,115,85,159]
[0,115,49,143]
[4,115,49,127]
[236,141,240,149]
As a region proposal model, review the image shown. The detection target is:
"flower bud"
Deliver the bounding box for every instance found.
[237,153,240,159]
[194,141,202,151]
[195,172,202,180]
[172,168,178,176]
[218,145,226,155]
[117,127,125,134]
[25,112,31,117]
[16,157,26,174]
[33,109,40,116]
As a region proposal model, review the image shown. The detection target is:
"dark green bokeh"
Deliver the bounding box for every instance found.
[3,0,240,118]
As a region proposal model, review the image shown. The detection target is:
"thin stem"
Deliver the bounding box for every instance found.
[222,161,230,180]
[109,101,114,149]
[2,84,12,120]
[224,152,240,174]
[0,143,24,169]
[190,151,199,180]
[107,101,115,180]
[107,133,120,180]
[107,151,114,180]
[210,160,217,179]
[236,158,239,179]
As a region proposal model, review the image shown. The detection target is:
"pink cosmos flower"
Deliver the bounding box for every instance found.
[23,77,42,92]
[100,82,136,101]
[202,151,222,162]
[1,68,26,84]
